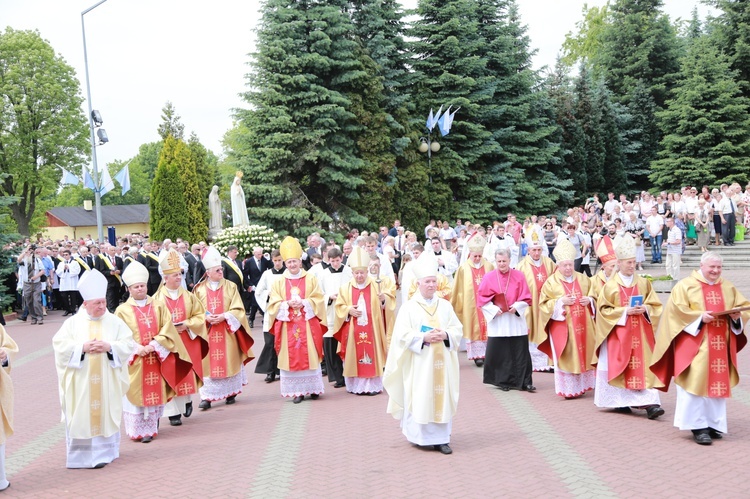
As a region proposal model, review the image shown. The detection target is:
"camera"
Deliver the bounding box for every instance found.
[29,244,37,251]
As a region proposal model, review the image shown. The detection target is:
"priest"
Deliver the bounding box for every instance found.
[383,255,463,455]
[153,249,209,426]
[334,247,393,395]
[53,269,134,467]
[538,238,597,398]
[193,247,254,409]
[115,261,192,443]
[267,236,327,404]
[651,252,750,445]
[477,248,534,391]
[253,249,286,383]
[516,233,556,372]
[450,236,493,367]
[593,235,665,419]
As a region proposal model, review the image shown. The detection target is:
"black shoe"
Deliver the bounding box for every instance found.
[522,384,536,392]
[93,463,107,469]
[498,386,510,392]
[37,320,43,325]
[646,406,665,420]
[249,320,254,329]
[613,407,632,414]
[199,399,211,410]
[693,430,712,445]
[183,402,193,418]
[321,368,328,376]
[708,428,723,439]
[433,444,452,455]
[310,393,319,399]
[293,395,304,404]
[226,395,236,405]
[31,319,37,325]
[62,311,70,317]
[141,435,153,443]
[474,358,484,367]
[19,316,26,322]
[333,381,345,388]
[265,373,276,383]
[169,415,182,426]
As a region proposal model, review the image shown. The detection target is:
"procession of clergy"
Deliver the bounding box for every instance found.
[1,223,746,480]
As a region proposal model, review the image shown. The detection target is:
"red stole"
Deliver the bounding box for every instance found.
[163,294,203,394]
[339,285,377,378]
[206,287,231,379]
[548,278,588,371]
[532,263,549,298]
[607,284,655,388]
[470,266,488,341]
[273,277,324,371]
[132,304,164,406]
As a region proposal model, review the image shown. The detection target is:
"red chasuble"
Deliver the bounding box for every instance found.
[470,266,488,341]
[533,264,549,298]
[273,277,325,371]
[132,305,166,406]
[606,284,655,388]
[206,287,232,378]
[163,294,205,395]
[337,285,377,378]
[546,279,589,372]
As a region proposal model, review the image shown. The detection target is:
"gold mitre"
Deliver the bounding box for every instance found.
[159,248,182,275]
[552,237,576,262]
[467,235,487,253]
[122,260,149,287]
[280,236,303,261]
[526,231,543,249]
[347,246,370,269]
[596,235,616,263]
[614,234,636,260]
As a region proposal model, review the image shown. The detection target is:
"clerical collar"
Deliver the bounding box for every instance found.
[166,288,180,299]
[434,251,441,255]
[562,275,575,283]
[288,271,302,278]
[272,268,284,274]
[134,298,148,307]
[472,262,482,269]
[356,282,367,289]
[208,280,221,291]
[531,258,542,267]
[618,272,634,286]
[420,295,436,306]
[85,311,104,321]
[329,266,344,274]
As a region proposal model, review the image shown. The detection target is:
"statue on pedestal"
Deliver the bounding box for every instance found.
[208,185,222,233]
[230,171,249,227]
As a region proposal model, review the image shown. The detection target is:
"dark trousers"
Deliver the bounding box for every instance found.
[722,213,736,245]
[483,336,533,389]
[105,283,121,312]
[574,257,582,273]
[323,337,344,384]
[22,281,43,320]
[254,331,279,375]
[248,291,261,322]
[61,290,77,313]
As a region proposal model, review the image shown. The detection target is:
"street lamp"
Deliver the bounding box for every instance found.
[418,133,440,182]
[82,0,110,243]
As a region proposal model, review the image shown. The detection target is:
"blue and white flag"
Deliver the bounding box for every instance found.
[83,167,96,191]
[60,168,80,186]
[426,108,434,131]
[99,166,115,197]
[114,164,131,195]
[437,106,452,136]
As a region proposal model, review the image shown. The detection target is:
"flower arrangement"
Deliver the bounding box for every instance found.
[212,224,281,256]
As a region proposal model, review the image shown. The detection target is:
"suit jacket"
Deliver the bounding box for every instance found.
[243,256,270,290]
[183,252,205,290]
[222,257,245,294]
[95,254,123,288]
[142,252,162,286]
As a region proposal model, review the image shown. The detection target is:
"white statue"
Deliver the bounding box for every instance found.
[230,171,250,227]
[208,185,222,232]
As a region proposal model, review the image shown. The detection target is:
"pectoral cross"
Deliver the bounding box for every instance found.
[138,314,153,328]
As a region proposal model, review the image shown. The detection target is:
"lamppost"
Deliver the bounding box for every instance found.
[418,132,440,183]
[82,0,110,243]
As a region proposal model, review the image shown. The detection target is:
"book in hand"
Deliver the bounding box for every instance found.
[713,305,750,316]
[629,295,644,307]
[492,293,509,313]
[420,324,433,333]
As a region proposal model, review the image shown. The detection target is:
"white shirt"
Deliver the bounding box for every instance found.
[646,215,663,235]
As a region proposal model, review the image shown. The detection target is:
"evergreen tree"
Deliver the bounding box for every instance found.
[708,0,750,99]
[594,79,627,194]
[150,136,187,241]
[188,132,218,215]
[651,36,750,190]
[157,101,185,141]
[575,63,605,197]
[596,0,681,108]
[170,136,208,243]
[621,81,660,192]
[234,0,369,235]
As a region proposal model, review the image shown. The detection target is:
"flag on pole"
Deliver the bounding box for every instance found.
[83,167,96,191]
[426,108,434,131]
[61,168,80,186]
[99,166,115,197]
[114,164,131,195]
[437,106,452,136]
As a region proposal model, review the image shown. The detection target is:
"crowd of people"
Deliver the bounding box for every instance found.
[0,182,748,484]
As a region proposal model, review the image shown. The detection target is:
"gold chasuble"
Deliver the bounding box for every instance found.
[154,287,209,395]
[594,274,663,389]
[589,270,610,304]
[0,326,18,444]
[372,275,397,350]
[333,277,393,377]
[516,255,556,345]
[193,278,254,379]
[651,271,750,397]
[450,258,494,343]
[267,269,327,371]
[538,271,596,374]
[115,298,192,407]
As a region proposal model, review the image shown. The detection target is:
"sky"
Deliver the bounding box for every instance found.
[2,0,717,170]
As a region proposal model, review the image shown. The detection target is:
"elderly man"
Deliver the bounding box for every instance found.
[193,247,254,409]
[477,248,534,392]
[53,270,134,467]
[538,239,597,399]
[154,249,209,426]
[268,237,327,404]
[451,236,493,366]
[594,235,665,419]
[244,247,270,329]
[334,247,394,395]
[516,234,556,372]
[651,252,750,445]
[115,262,192,443]
[383,253,463,455]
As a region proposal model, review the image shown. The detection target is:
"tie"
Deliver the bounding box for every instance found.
[730,198,735,212]
[256,259,260,269]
